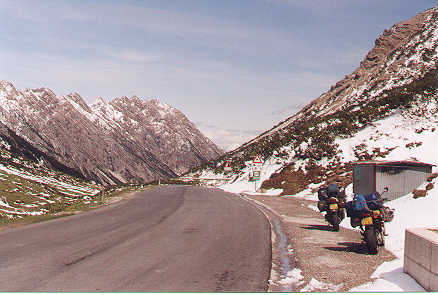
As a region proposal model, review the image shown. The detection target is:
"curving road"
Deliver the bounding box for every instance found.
[0,186,271,292]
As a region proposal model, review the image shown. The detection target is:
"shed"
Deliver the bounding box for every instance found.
[353,160,434,201]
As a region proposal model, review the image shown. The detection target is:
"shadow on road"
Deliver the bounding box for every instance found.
[301,224,332,231]
[324,242,369,254]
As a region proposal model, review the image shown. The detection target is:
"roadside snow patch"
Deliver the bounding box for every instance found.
[300,278,343,292]
[278,268,305,286]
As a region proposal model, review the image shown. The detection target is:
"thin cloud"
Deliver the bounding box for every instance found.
[195,121,263,151]
[3,0,299,45]
[269,103,305,117]
[103,49,162,64]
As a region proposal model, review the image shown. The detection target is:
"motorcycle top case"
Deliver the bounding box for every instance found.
[318,187,329,200]
[327,183,339,197]
[364,192,378,201]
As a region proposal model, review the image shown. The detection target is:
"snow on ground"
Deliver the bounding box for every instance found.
[301,278,344,292]
[278,268,305,287]
[336,105,438,165]
[0,163,101,196]
[198,157,285,195]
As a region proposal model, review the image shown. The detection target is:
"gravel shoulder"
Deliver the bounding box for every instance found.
[243,194,396,292]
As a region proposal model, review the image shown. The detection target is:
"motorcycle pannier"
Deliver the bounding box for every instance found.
[352,193,367,211]
[345,201,354,217]
[317,200,327,212]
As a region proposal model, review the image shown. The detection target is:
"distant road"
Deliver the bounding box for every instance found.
[0,186,271,292]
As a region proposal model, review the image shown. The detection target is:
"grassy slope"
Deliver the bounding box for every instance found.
[0,143,155,226]
[0,184,152,229]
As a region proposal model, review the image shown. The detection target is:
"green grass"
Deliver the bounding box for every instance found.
[0,184,153,230]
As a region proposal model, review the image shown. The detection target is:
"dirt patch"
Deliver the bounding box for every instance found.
[103,190,140,205]
[244,194,396,292]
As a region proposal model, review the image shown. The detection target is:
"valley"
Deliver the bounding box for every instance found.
[1,2,438,293]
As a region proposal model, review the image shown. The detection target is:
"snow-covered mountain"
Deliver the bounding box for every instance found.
[0,81,222,185]
[191,5,438,195]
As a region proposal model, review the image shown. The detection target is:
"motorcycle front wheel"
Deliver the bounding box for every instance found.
[376,228,385,246]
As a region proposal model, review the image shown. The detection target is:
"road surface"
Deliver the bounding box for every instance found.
[0,186,271,292]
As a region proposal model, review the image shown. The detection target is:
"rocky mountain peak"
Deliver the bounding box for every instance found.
[0,82,223,185]
[128,95,142,104]
[65,92,93,113]
[306,5,438,117]
[92,97,106,107]
[0,80,19,97]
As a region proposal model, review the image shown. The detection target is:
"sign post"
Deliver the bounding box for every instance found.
[252,170,261,192]
[251,155,263,192]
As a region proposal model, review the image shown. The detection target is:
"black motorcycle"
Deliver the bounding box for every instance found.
[346,187,394,254]
[317,186,346,231]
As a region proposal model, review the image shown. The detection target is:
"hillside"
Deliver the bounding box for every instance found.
[0,81,223,185]
[190,5,438,195]
[0,138,103,219]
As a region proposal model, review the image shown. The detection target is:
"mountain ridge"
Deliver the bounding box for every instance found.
[0,80,223,185]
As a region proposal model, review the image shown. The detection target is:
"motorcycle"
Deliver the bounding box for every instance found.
[324,196,345,231]
[347,187,394,254]
[318,185,346,232]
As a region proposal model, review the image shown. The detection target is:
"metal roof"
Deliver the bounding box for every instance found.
[354,160,435,167]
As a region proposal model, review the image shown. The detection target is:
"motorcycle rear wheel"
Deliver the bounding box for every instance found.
[365,227,378,254]
[326,213,340,231]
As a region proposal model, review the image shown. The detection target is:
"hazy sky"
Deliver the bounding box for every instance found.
[0,0,435,150]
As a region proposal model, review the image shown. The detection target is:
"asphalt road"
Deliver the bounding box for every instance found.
[0,186,271,292]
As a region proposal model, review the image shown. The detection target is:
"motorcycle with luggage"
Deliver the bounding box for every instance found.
[317,184,346,231]
[345,187,394,254]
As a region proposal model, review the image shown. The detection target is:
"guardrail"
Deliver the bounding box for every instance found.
[404,227,438,291]
[178,177,233,181]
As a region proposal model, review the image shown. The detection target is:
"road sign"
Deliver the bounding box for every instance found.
[252,170,261,180]
[253,155,263,164]
[224,161,232,172]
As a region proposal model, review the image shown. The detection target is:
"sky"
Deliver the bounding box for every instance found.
[0,0,436,150]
